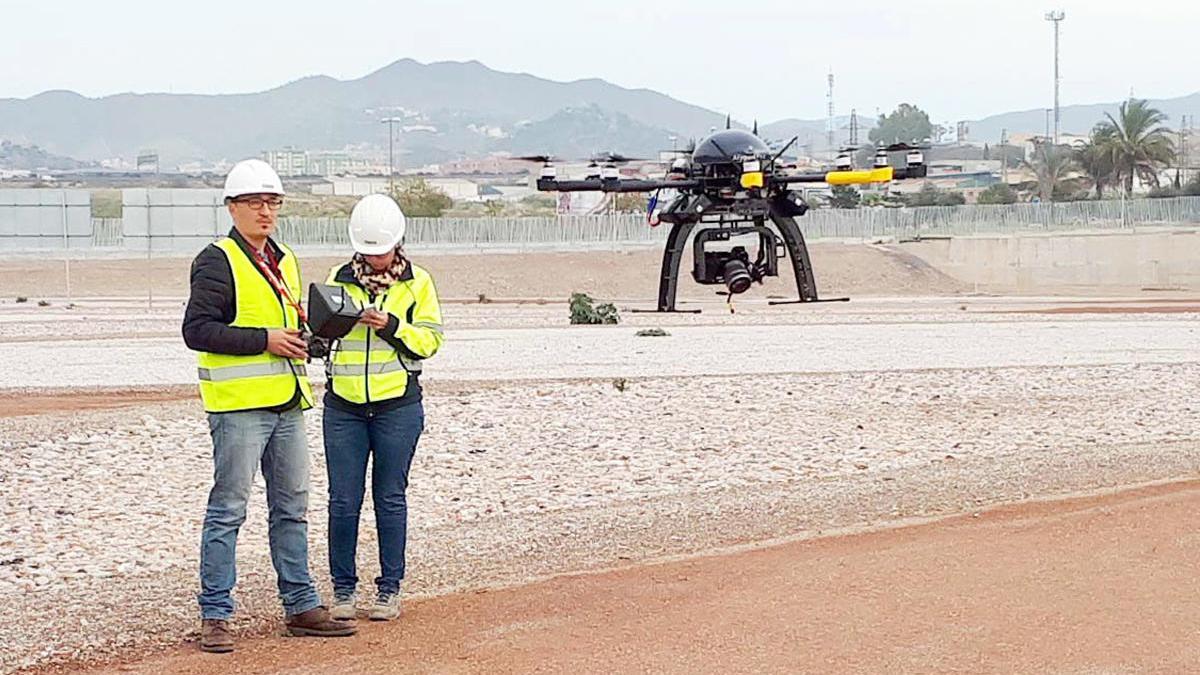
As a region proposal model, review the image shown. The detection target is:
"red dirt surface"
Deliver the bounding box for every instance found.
[0,387,195,417]
[64,480,1200,675]
[993,304,1200,315]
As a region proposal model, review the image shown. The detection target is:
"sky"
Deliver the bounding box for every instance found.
[1,0,1196,125]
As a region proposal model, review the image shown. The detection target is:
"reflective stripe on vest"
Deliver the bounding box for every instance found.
[194,238,315,413]
[325,266,431,404]
[333,340,423,375]
[198,362,307,382]
[328,360,407,377]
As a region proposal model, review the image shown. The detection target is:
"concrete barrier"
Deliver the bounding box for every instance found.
[897,227,1200,292]
[0,189,92,249]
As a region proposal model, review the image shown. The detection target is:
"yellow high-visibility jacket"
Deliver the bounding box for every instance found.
[194,237,314,413]
[324,261,443,405]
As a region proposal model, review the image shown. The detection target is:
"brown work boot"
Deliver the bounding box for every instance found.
[285,606,357,638]
[199,619,235,653]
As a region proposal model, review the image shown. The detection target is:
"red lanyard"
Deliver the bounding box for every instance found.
[249,247,308,325]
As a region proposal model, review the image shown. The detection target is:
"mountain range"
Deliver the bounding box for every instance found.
[0,58,1195,169]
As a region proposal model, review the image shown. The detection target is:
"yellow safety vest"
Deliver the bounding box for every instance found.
[196,237,314,413]
[326,262,443,405]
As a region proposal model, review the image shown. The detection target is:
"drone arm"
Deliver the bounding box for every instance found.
[536,177,701,193]
[777,167,896,186]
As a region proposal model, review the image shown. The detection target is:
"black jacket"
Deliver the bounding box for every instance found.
[182,228,300,412]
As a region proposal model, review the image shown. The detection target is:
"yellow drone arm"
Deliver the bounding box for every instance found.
[823,166,894,185]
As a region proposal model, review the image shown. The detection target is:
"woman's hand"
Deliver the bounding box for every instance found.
[358,308,389,330]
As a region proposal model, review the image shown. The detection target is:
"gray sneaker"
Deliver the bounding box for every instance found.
[330,592,357,621]
[368,592,401,621]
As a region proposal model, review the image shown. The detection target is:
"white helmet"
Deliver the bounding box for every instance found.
[223,159,285,200]
[348,194,407,255]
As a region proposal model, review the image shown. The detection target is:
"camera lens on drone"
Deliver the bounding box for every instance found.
[722,258,753,295]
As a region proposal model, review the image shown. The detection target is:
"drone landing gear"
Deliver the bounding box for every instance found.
[628,307,702,314]
[649,213,848,312]
[767,297,850,305]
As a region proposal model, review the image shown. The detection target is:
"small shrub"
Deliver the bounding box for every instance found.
[635,327,669,337]
[569,292,620,325]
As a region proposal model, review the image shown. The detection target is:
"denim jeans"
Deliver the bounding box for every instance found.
[198,407,321,620]
[323,401,424,597]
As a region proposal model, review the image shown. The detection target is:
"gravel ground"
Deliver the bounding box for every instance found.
[0,300,1197,389]
[2,302,1199,672]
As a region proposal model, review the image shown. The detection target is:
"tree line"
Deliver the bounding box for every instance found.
[840,99,1195,207]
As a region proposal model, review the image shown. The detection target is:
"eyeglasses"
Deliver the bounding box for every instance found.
[234,196,284,211]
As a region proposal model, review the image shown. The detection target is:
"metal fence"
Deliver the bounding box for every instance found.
[274,197,1200,249]
[275,215,666,249]
[4,194,1200,255]
[92,218,123,247]
[795,196,1200,240]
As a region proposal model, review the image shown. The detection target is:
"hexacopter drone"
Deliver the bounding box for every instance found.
[527,124,928,312]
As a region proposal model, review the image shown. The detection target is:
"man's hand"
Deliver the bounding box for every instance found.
[358,309,389,331]
[266,328,308,359]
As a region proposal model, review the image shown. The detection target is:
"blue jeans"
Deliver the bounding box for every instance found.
[198,407,321,620]
[323,401,424,597]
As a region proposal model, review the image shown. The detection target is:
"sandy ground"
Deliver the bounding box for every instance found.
[0,244,966,302]
[3,248,1200,673]
[62,480,1200,675]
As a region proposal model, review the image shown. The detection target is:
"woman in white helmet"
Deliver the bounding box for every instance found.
[321,194,443,621]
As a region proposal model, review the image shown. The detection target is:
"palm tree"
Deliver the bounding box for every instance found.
[1094,99,1176,196]
[1076,125,1116,198]
[1024,142,1086,202]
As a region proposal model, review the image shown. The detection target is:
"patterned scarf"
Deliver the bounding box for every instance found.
[351,245,408,297]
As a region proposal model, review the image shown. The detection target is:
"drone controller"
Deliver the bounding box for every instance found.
[307,283,362,340]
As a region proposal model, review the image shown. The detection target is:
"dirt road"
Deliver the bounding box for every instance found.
[67,480,1200,675]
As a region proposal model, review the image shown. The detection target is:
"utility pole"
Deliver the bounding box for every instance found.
[1045,109,1052,143]
[1000,128,1009,184]
[1045,10,1065,145]
[380,117,401,194]
[1187,115,1194,184]
[826,69,835,159]
[1179,115,1190,186]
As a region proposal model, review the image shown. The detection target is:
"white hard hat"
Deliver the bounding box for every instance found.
[223,159,285,200]
[348,194,407,255]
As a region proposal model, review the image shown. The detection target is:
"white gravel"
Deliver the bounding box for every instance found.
[1,302,1199,671]
[0,306,1197,389]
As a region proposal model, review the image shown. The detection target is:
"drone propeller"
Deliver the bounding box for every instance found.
[513,154,558,164]
[882,142,931,152]
[590,152,645,164]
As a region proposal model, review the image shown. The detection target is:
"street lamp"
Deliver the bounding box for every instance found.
[380,117,402,193]
[1044,10,1065,145]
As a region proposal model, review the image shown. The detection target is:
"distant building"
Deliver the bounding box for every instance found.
[262,147,370,177]
[426,177,481,201]
[308,152,361,177]
[438,156,530,175]
[313,176,484,201]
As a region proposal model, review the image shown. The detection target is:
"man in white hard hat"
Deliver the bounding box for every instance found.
[182,159,355,652]
[321,194,443,622]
